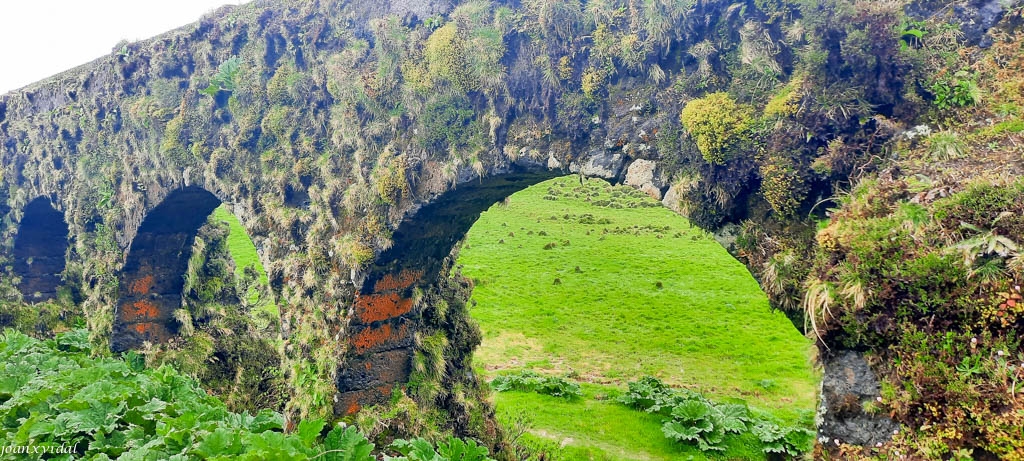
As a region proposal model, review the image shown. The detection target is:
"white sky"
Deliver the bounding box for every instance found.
[0,0,251,95]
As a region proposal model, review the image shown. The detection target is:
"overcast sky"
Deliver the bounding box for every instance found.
[0,0,251,94]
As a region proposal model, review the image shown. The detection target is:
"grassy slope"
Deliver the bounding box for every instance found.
[458,177,819,459]
[210,205,276,316]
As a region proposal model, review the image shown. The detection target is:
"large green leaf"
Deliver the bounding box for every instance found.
[670,400,711,424]
[390,438,443,461]
[320,425,375,461]
[661,421,702,442]
[54,329,91,353]
[713,403,749,434]
[194,427,244,458]
[297,418,326,447]
[435,436,492,461]
[53,400,125,438]
[782,427,816,455]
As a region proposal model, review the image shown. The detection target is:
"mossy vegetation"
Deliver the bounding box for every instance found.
[791,179,1024,458]
[680,93,754,165]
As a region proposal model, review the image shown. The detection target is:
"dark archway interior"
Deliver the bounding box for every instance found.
[111,186,222,352]
[12,197,69,302]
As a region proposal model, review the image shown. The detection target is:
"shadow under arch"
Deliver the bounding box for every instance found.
[111,186,222,352]
[12,196,69,302]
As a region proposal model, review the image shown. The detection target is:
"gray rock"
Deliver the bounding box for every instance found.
[906,0,1021,48]
[623,159,666,200]
[817,350,900,447]
[574,150,624,179]
[712,223,741,255]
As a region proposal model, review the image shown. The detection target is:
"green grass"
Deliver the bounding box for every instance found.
[496,384,766,461]
[457,177,819,458]
[211,205,277,317]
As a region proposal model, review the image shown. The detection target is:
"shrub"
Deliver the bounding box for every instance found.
[679,92,753,164]
[759,155,808,217]
[425,23,476,92]
[764,74,805,119]
[372,153,410,205]
[419,95,475,150]
[930,70,980,110]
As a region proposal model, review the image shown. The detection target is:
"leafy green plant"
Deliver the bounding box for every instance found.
[201,56,242,98]
[490,371,582,399]
[662,401,724,452]
[319,426,375,461]
[389,436,494,460]
[617,375,695,414]
[751,421,815,456]
[619,377,813,456]
[899,20,927,51]
[930,70,980,110]
[0,329,493,460]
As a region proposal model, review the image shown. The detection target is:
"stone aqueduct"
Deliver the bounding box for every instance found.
[0,0,905,433]
[0,0,679,415]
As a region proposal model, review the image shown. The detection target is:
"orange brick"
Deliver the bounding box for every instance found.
[353,293,414,323]
[350,323,410,354]
[373,269,423,292]
[127,299,160,320]
[129,275,154,295]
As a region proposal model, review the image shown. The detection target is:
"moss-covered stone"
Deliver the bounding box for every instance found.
[1,0,1022,455]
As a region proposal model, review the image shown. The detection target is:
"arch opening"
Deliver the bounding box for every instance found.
[12,197,69,302]
[337,172,820,443]
[111,186,222,352]
[458,176,820,455]
[112,184,282,411]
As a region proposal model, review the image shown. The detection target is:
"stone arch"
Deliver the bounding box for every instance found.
[335,170,643,412]
[11,196,69,302]
[111,186,223,352]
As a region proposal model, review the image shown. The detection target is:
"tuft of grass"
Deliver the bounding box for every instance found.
[926,131,968,161]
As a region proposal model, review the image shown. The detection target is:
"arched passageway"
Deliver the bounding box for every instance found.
[12,197,69,302]
[111,186,222,352]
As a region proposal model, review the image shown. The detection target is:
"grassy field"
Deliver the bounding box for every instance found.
[458,177,819,459]
[495,383,770,461]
